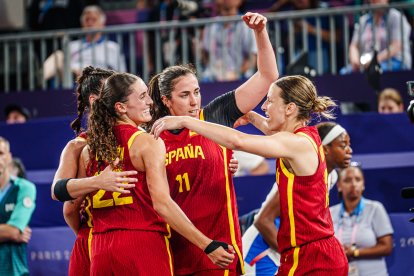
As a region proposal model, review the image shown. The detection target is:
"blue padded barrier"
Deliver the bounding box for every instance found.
[1,70,413,120]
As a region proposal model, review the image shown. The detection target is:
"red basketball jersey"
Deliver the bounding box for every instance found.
[276,126,334,253]
[161,128,243,274]
[87,124,168,234]
[77,131,87,140]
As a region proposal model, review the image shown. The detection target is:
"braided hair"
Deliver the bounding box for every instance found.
[70,66,116,135]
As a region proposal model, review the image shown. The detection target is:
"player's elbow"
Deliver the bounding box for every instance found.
[254,213,272,232]
[228,134,246,151]
[51,183,57,201]
[268,71,279,83]
[63,204,78,219]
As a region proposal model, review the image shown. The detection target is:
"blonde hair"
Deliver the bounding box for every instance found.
[378,88,403,107]
[274,75,337,121]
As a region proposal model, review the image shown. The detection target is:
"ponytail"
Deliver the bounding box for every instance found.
[145,73,171,129]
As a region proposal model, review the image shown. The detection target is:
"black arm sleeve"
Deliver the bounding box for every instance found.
[203,90,244,127]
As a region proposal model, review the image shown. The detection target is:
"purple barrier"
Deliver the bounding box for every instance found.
[28,227,76,276]
[386,213,414,276]
[26,213,414,276]
[0,116,75,170]
[1,70,413,120]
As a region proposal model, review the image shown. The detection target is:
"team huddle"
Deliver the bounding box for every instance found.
[51,12,348,276]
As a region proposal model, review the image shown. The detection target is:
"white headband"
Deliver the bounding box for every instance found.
[322,124,346,145]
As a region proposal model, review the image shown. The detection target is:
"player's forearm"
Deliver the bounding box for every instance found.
[63,198,84,234]
[254,219,278,251]
[246,111,274,135]
[255,27,279,81]
[66,177,101,199]
[0,224,21,242]
[182,117,244,151]
[153,196,211,251]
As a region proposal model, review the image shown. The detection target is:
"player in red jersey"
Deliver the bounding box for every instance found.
[146,12,278,276]
[250,121,353,270]
[81,72,234,276]
[151,75,348,276]
[51,66,138,276]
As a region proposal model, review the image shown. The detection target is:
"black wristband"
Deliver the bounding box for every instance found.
[54,178,74,202]
[204,240,229,254]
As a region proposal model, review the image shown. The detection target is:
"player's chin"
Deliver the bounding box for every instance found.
[141,114,152,123]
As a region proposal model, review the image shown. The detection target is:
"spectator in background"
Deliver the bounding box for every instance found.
[0,136,37,276]
[233,150,270,177]
[268,0,342,74]
[201,0,257,81]
[291,0,342,74]
[147,0,201,75]
[341,0,412,74]
[28,0,84,32]
[43,5,126,81]
[9,157,27,179]
[377,88,404,114]
[4,104,30,124]
[330,165,393,276]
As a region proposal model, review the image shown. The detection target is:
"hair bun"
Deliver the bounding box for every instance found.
[82,66,96,76]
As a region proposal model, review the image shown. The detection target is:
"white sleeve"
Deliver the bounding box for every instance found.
[372,201,394,238]
[233,150,265,176]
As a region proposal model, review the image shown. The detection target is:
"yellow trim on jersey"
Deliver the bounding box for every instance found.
[127,130,145,150]
[165,224,171,239]
[189,130,199,137]
[319,145,325,162]
[199,109,205,121]
[88,227,93,261]
[164,235,174,276]
[288,247,300,276]
[224,270,229,276]
[221,146,245,274]
[280,160,296,247]
[75,136,86,142]
[84,196,93,228]
[296,132,318,153]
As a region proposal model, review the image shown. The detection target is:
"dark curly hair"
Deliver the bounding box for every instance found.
[87,73,139,164]
[70,66,116,135]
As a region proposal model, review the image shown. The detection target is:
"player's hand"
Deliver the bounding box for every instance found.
[207,243,235,268]
[97,158,138,193]
[150,116,186,139]
[229,157,239,175]
[233,114,250,128]
[242,12,267,32]
[19,227,32,243]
